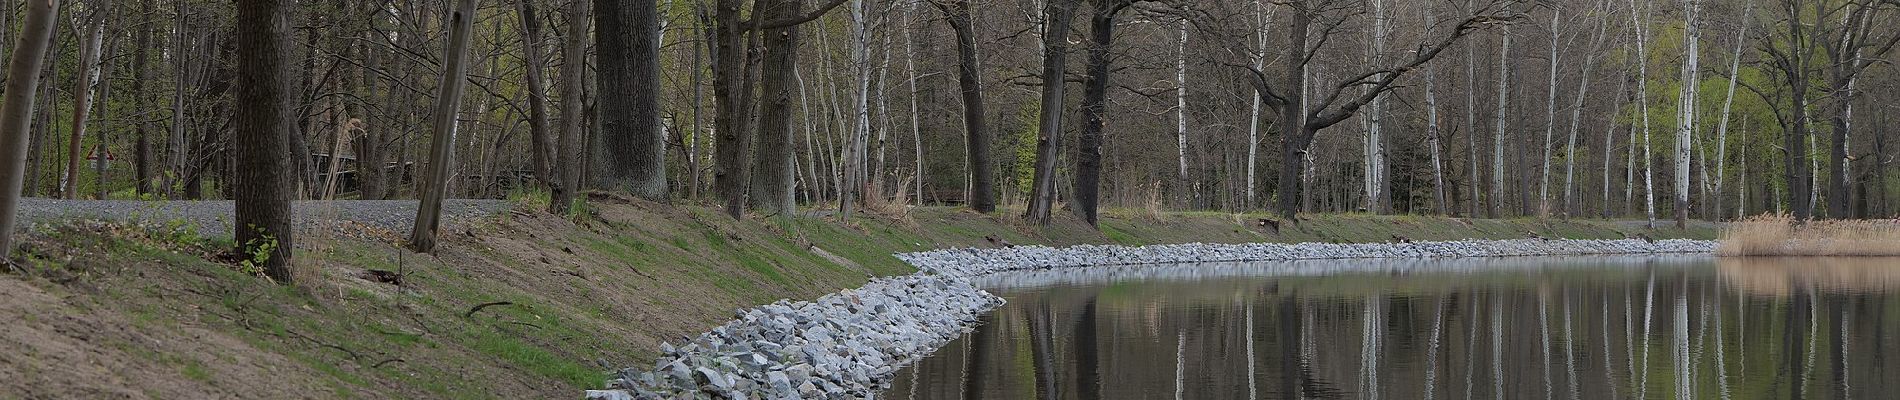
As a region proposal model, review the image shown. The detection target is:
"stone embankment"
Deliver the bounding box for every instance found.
[900,238,1716,278]
[589,238,1716,399]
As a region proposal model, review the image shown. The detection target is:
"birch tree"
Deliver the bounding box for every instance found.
[1673,0,1701,228]
[1537,9,1561,217]
[1629,0,1656,228]
[1491,24,1510,218]
[1710,2,1750,221]
[1561,0,1612,219]
[1424,3,1448,213]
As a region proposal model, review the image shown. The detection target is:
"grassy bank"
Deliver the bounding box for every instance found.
[0,195,1714,398]
[1718,214,1900,256]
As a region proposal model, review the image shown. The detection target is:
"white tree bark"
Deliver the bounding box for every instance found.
[1363,0,1389,214]
[1630,0,1656,228]
[1492,25,1511,218]
[1717,3,1755,218]
[842,0,872,220]
[1562,0,1612,218]
[1674,0,1701,228]
[1245,0,1271,209]
[1538,9,1562,217]
[904,1,923,204]
[1424,3,1447,213]
[1175,17,1189,181]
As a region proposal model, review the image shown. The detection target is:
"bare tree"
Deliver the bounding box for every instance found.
[1242,0,1513,220]
[0,0,61,259]
[409,0,480,253]
[63,5,108,199]
[1023,0,1080,226]
[232,0,299,283]
[551,0,588,215]
[929,0,995,213]
[518,0,559,199]
[1073,0,1138,227]
[1673,0,1701,228]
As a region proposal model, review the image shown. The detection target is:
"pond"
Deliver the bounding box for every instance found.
[887,256,1900,399]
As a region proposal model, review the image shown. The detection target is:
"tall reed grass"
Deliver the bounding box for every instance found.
[1718,214,1900,257]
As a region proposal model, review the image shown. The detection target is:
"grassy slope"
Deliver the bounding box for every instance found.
[0,195,1714,398]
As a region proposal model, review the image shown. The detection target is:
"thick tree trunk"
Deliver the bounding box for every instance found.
[712,0,763,218]
[0,0,60,256]
[1023,0,1077,226]
[594,0,667,201]
[409,0,479,253]
[934,0,993,213]
[550,0,587,215]
[748,0,800,217]
[1074,0,1128,227]
[134,0,154,195]
[232,0,299,283]
[1275,7,1311,220]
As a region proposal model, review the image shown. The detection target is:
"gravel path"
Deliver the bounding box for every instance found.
[13,198,511,238]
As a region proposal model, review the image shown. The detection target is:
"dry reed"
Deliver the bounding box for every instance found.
[1718,214,1900,257]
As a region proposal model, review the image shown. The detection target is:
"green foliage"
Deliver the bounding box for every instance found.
[238,226,279,276]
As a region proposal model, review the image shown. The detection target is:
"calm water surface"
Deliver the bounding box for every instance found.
[887,256,1900,399]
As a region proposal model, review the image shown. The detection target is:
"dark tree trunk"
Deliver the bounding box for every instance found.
[711,0,761,218]
[409,0,479,253]
[748,0,801,217]
[593,0,667,200]
[518,0,557,197]
[1826,92,1851,219]
[134,0,154,196]
[1023,0,1078,226]
[232,0,300,283]
[550,0,588,215]
[356,17,388,200]
[0,0,61,255]
[1275,8,1311,221]
[1074,0,1130,227]
[932,0,993,213]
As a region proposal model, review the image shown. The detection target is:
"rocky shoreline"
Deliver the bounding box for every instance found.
[588,238,1715,399]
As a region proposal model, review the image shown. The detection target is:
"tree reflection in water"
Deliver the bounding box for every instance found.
[886,256,1900,399]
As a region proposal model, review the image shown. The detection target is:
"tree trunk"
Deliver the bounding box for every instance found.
[1424,4,1447,214]
[550,0,587,215]
[1074,0,1128,227]
[712,0,762,218]
[748,0,800,217]
[1630,0,1657,227]
[1174,16,1189,182]
[409,0,479,253]
[1465,12,1480,218]
[134,0,154,195]
[934,0,993,213]
[841,0,873,221]
[1711,3,1752,221]
[0,0,60,256]
[1363,0,1388,214]
[1562,4,1611,219]
[1245,0,1271,210]
[1023,0,1078,226]
[1673,0,1700,228]
[518,0,557,195]
[1275,6,1311,220]
[64,18,106,199]
[1491,24,1510,218]
[91,29,119,200]
[232,0,299,283]
[594,0,667,201]
[1537,10,1560,217]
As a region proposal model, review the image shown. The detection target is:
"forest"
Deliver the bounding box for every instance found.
[0,0,1895,279]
